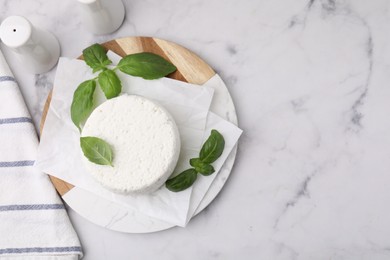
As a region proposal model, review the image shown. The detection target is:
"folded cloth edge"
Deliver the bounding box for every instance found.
[0,49,83,259]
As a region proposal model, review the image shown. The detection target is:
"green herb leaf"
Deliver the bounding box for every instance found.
[98,69,122,99]
[80,136,113,166]
[165,168,197,192]
[199,129,225,164]
[117,52,177,79]
[82,43,112,73]
[190,158,215,176]
[189,158,201,168]
[71,80,96,130]
[197,165,215,176]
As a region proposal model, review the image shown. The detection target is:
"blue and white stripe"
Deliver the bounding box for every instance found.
[0,160,35,167]
[0,204,65,212]
[0,246,82,255]
[0,117,32,125]
[0,117,35,167]
[0,76,16,83]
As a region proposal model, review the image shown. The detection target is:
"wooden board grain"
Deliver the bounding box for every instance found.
[40,36,216,196]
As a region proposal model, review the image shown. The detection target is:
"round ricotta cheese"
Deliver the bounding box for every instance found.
[81,94,181,194]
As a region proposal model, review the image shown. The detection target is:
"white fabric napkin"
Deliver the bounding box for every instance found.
[0,50,82,259]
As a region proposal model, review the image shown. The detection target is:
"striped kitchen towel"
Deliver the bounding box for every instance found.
[0,49,83,259]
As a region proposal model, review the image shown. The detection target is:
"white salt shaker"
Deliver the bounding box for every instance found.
[0,16,60,74]
[77,0,125,35]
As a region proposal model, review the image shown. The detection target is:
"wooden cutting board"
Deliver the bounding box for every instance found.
[40,36,216,196]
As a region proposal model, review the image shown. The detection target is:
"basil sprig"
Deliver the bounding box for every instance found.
[72,43,177,166]
[71,43,177,130]
[166,129,225,192]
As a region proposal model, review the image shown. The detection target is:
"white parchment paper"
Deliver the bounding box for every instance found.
[36,54,241,226]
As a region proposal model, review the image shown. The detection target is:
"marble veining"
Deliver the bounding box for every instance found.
[2,0,390,259]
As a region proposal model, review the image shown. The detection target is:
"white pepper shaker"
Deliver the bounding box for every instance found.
[0,16,61,74]
[77,0,125,35]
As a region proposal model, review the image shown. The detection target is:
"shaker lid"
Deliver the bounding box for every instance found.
[0,16,32,48]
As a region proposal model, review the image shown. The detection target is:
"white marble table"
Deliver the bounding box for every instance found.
[2,0,390,259]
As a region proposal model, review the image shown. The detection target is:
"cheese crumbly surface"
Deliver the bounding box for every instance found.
[81,94,181,194]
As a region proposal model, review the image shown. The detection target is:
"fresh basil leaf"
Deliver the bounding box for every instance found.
[190,158,215,176]
[189,158,201,168]
[196,164,215,176]
[165,168,197,192]
[98,69,122,99]
[190,158,215,175]
[80,136,113,166]
[82,43,112,73]
[71,80,96,131]
[199,129,225,164]
[117,52,177,80]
